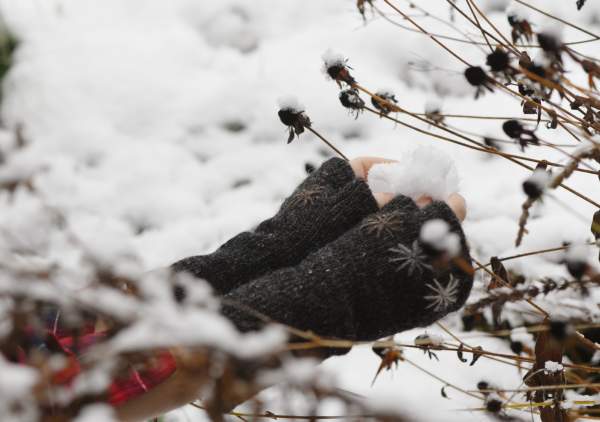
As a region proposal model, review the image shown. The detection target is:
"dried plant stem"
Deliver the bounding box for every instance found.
[189,403,377,421]
[467,0,519,55]
[305,127,349,160]
[515,196,536,247]
[382,0,471,66]
[472,256,550,317]
[513,0,600,40]
[464,0,493,52]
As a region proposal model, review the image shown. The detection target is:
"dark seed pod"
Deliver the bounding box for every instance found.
[537,32,561,55]
[486,49,510,72]
[278,109,298,127]
[502,120,523,139]
[518,82,534,97]
[339,89,365,110]
[371,91,398,115]
[486,398,502,413]
[526,62,546,78]
[477,381,489,391]
[522,170,548,200]
[304,162,316,174]
[464,66,488,86]
[577,0,587,10]
[278,104,312,144]
[510,340,524,355]
[567,260,587,279]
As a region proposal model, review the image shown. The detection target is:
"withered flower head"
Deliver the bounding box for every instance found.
[486,48,510,72]
[371,90,397,115]
[522,168,550,199]
[277,96,312,144]
[503,119,539,151]
[464,66,494,98]
[322,49,356,87]
[339,88,365,119]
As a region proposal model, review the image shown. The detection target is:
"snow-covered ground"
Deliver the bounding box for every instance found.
[1,0,600,420]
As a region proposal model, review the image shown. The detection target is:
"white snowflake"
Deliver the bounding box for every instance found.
[424,275,460,312]
[388,240,431,276]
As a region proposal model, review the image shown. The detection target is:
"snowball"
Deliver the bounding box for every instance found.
[367,146,459,201]
[277,95,304,112]
[420,219,460,256]
[321,48,346,68]
[544,360,564,374]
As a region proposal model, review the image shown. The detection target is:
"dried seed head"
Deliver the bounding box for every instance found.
[510,340,524,354]
[339,88,365,110]
[522,168,550,199]
[502,119,523,138]
[537,31,562,55]
[371,90,397,115]
[485,397,503,413]
[486,49,510,72]
[565,244,589,279]
[464,66,488,86]
[322,49,356,86]
[477,381,489,391]
[277,96,312,143]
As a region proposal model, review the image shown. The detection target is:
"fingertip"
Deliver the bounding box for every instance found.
[447,193,467,222]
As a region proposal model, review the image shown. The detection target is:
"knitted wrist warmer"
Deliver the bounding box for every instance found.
[221,195,473,357]
[171,158,379,295]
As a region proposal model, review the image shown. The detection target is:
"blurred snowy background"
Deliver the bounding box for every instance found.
[1,0,600,420]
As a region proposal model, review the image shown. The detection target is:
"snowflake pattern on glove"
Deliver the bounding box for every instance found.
[287,186,325,207]
[424,275,460,312]
[388,240,431,276]
[361,212,403,238]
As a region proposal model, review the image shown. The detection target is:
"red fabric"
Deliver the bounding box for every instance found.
[49,329,177,406]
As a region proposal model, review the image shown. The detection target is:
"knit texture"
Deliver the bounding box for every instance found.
[171,158,378,294]
[221,196,473,356]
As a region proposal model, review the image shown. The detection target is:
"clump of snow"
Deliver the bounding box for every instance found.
[420,219,461,256]
[277,95,304,113]
[414,332,444,346]
[506,1,530,21]
[321,48,346,68]
[544,360,564,374]
[367,146,459,201]
[425,99,442,113]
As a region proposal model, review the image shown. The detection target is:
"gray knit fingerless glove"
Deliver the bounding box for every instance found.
[221,196,473,356]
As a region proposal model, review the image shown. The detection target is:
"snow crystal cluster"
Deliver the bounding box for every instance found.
[277,95,304,113]
[544,360,564,374]
[321,48,346,69]
[420,219,461,256]
[367,146,459,201]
